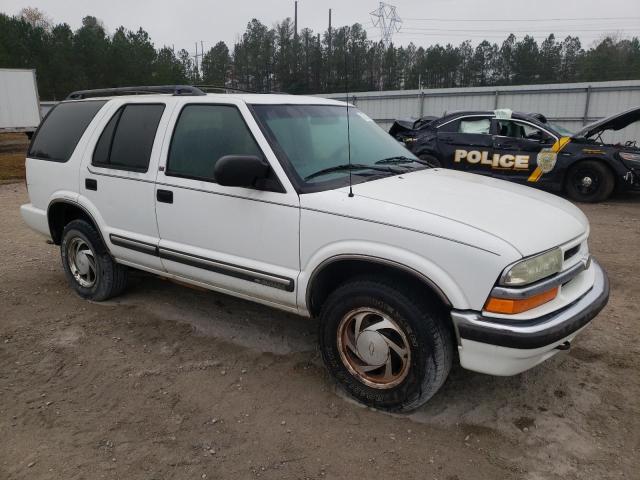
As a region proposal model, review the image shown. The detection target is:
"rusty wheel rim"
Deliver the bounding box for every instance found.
[337,307,411,389]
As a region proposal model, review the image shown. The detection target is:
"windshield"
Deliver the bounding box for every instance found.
[252,104,424,190]
[545,121,574,137]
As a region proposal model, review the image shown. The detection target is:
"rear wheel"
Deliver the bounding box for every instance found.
[565,160,615,203]
[61,219,128,301]
[319,278,453,412]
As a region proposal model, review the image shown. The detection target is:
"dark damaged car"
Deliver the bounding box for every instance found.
[400,107,640,202]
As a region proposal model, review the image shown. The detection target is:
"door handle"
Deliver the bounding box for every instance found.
[157,189,173,204]
[85,178,97,191]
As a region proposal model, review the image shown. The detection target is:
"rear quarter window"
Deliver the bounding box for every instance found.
[28,101,107,162]
[92,104,165,172]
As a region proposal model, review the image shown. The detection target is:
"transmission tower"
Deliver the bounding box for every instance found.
[369,2,402,46]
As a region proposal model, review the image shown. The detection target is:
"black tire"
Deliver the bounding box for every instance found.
[319,278,453,412]
[60,219,128,301]
[565,160,615,203]
[419,153,442,168]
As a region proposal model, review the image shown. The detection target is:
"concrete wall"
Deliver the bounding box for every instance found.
[320,80,640,144]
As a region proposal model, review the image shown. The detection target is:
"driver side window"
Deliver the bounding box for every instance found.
[167,104,263,181]
[497,120,552,142]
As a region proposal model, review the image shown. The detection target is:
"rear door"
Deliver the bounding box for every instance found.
[436,115,494,174]
[491,118,557,183]
[153,100,300,310]
[79,99,173,271]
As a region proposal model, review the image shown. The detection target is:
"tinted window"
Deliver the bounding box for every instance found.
[167,105,262,180]
[438,119,459,133]
[92,104,165,171]
[28,101,106,162]
[92,110,119,166]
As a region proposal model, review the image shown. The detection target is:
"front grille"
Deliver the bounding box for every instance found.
[564,245,580,261]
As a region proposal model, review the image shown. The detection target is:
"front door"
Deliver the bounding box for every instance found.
[154,101,300,310]
[437,116,494,175]
[491,118,556,183]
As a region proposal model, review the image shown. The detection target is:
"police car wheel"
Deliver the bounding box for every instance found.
[566,160,615,203]
[419,154,441,168]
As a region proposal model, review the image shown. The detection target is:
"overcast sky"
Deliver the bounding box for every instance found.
[3,0,640,55]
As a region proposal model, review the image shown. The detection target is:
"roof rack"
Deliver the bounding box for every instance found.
[196,84,289,95]
[195,84,257,94]
[65,85,206,100]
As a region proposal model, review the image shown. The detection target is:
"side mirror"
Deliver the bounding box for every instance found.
[214,155,270,188]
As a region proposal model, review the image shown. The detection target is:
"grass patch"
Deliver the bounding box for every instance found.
[0,153,26,181]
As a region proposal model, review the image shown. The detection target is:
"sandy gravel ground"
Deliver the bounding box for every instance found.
[1,182,639,480]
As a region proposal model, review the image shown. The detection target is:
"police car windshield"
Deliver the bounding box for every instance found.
[546,121,574,137]
[252,104,422,185]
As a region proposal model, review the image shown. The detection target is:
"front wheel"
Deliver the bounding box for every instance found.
[319,279,453,412]
[565,160,615,203]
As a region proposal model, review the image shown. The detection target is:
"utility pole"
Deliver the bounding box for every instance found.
[328,8,332,54]
[328,8,332,87]
[370,2,402,47]
[294,1,298,38]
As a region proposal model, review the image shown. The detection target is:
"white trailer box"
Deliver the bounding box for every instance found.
[0,68,41,133]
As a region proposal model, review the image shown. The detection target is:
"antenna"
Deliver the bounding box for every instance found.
[345,34,353,198]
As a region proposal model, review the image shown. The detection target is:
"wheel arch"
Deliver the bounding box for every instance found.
[563,156,619,189]
[305,255,453,319]
[47,200,107,248]
[414,146,440,160]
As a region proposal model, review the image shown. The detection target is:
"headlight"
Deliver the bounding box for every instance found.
[619,152,640,165]
[500,248,563,286]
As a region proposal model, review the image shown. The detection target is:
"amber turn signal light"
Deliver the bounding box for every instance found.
[484,287,559,315]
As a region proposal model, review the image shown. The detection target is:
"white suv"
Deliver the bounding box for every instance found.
[21,86,609,411]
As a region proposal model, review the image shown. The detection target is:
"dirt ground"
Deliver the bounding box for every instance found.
[0,133,28,182]
[1,179,639,480]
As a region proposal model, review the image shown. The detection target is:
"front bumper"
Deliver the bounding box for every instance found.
[451,259,609,375]
[622,169,640,190]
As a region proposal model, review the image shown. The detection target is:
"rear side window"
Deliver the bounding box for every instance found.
[28,100,106,162]
[92,104,165,172]
[167,104,262,181]
[459,118,491,134]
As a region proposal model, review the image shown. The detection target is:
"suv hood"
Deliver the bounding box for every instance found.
[345,169,588,257]
[574,106,640,139]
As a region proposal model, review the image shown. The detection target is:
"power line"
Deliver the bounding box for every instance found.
[400,27,640,34]
[403,16,640,22]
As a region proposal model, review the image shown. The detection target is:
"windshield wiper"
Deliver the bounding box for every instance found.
[375,156,430,166]
[304,163,400,181]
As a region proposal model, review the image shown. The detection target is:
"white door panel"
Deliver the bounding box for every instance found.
[154,100,300,308]
[155,180,299,307]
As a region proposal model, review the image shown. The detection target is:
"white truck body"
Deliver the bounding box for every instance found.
[19,89,610,410]
[0,68,41,133]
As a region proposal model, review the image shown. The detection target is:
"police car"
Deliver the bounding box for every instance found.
[405,107,640,202]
